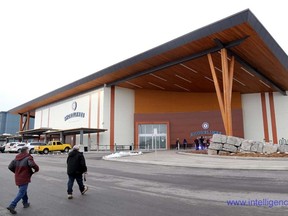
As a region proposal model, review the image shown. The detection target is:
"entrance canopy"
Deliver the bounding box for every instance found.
[18,127,54,137]
[9,9,288,116]
[18,127,107,140]
[43,127,107,136]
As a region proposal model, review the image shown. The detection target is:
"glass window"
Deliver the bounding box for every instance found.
[138,125,145,134]
[138,123,167,150]
[160,136,166,148]
[159,124,167,134]
[139,137,146,149]
[146,137,152,149]
[146,124,153,134]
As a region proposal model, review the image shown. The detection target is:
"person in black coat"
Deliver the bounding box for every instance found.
[183,138,188,150]
[199,136,205,150]
[66,145,88,199]
[194,138,199,150]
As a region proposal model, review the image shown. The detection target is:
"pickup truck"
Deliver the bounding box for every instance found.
[35,141,71,154]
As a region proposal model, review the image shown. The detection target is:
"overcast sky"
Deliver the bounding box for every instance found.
[1,0,287,112]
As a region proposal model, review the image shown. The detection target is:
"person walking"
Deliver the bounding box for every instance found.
[7,146,39,214]
[183,138,188,150]
[67,145,88,199]
[194,138,199,150]
[176,138,180,150]
[199,136,205,150]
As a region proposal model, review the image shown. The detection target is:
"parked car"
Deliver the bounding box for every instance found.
[26,142,47,154]
[0,143,5,153]
[4,142,17,153]
[10,143,26,153]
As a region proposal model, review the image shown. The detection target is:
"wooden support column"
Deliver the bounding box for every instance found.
[19,114,23,131]
[207,48,235,136]
[207,54,227,133]
[26,112,30,130]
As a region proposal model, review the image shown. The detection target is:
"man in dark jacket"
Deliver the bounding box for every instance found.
[67,145,88,199]
[7,146,39,214]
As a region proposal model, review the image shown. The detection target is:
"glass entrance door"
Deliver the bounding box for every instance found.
[138,124,167,150]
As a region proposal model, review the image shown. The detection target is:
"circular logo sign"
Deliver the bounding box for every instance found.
[202,122,209,130]
[72,101,77,111]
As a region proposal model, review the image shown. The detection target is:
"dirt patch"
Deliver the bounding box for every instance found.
[188,150,288,157]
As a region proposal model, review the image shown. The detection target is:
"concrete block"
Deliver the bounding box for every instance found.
[218,151,230,156]
[208,142,223,150]
[207,149,218,155]
[239,149,253,153]
[212,134,227,143]
[241,140,252,151]
[226,136,243,146]
[263,144,278,154]
[278,145,288,153]
[223,144,238,153]
[256,142,264,153]
[250,142,258,152]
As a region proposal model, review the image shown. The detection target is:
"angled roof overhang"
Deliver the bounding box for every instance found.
[9,9,288,115]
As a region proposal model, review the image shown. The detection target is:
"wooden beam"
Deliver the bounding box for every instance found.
[27,112,30,130]
[207,49,235,136]
[19,114,23,132]
[207,53,227,133]
[221,49,234,135]
[228,56,235,101]
[221,49,235,135]
[227,56,235,135]
[221,49,229,133]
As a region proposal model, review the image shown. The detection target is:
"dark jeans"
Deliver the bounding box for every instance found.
[10,184,29,208]
[67,174,84,195]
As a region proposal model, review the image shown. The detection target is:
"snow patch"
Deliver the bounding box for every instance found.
[103,151,143,159]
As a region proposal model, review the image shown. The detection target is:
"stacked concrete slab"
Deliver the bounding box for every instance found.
[208,134,285,155]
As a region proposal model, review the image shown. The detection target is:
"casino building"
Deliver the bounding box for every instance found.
[9,9,288,151]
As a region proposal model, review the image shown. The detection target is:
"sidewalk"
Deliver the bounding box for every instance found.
[103,150,288,170]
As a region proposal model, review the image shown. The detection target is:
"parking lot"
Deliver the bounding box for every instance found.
[1,152,288,216]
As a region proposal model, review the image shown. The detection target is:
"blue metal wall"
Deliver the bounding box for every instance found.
[0,112,34,135]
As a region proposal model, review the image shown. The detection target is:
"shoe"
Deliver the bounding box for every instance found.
[68,194,73,199]
[23,203,30,208]
[7,206,17,214]
[81,186,88,195]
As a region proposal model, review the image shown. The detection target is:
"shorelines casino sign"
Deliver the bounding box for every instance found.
[64,101,85,121]
[190,122,222,137]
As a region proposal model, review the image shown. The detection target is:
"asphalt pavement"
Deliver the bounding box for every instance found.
[1,150,288,215]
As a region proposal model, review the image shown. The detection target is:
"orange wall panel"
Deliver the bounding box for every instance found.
[134,89,244,149]
[135,109,244,149]
[135,89,242,113]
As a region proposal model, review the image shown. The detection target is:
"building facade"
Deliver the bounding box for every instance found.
[8,9,288,151]
[31,85,288,151]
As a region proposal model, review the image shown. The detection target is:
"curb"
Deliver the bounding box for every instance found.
[103,157,288,170]
[103,151,288,170]
[177,151,288,161]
